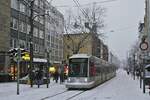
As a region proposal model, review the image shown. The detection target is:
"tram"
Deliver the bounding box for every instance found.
[65,54,116,89]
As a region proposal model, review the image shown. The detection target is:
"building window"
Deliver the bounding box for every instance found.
[51,36,54,43]
[45,34,48,40]
[19,21,23,32]
[27,24,30,34]
[33,27,38,37]
[39,45,44,53]
[20,40,26,48]
[39,16,44,24]
[39,30,44,39]
[34,11,39,21]
[39,0,44,9]
[10,17,13,28]
[27,9,31,16]
[11,18,18,30]
[10,38,14,48]
[34,0,39,5]
[20,3,26,13]
[23,22,27,33]
[48,35,50,41]
[51,43,54,48]
[18,21,26,33]
[14,19,18,30]
[26,42,29,50]
[47,41,50,47]
[34,44,39,53]
[14,39,17,48]
[11,0,18,10]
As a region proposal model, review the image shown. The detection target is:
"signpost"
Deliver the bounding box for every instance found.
[139,41,148,93]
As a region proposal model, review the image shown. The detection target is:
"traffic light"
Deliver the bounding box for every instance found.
[19,48,30,61]
[8,48,30,61]
[8,48,18,60]
[21,51,30,61]
[8,48,18,54]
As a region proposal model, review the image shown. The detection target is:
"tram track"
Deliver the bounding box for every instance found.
[66,90,86,100]
[40,90,68,100]
[40,90,86,100]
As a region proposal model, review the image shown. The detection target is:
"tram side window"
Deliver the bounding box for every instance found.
[89,62,96,76]
[146,67,150,72]
[69,58,88,77]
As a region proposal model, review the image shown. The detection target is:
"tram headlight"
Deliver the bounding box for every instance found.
[84,78,88,82]
[68,78,71,82]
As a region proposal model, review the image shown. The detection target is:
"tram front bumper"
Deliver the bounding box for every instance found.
[65,81,95,89]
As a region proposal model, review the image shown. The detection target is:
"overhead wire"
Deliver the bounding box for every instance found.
[54,0,117,8]
[72,0,91,22]
[67,0,118,34]
[72,0,88,18]
[74,0,87,15]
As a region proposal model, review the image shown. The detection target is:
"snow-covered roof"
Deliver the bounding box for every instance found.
[69,54,91,59]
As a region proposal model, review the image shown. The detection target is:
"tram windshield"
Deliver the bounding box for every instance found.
[69,58,88,77]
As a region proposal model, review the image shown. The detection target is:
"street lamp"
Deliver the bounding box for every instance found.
[28,0,34,88]
[16,0,21,95]
[28,0,50,87]
[45,48,51,88]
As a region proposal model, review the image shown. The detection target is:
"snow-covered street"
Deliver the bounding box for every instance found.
[0,69,150,100]
[71,69,150,100]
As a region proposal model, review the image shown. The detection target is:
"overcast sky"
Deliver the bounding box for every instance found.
[51,0,145,60]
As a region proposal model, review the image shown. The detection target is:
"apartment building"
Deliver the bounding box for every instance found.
[63,33,108,62]
[0,0,64,78]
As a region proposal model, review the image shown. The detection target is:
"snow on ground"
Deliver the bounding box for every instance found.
[71,69,150,100]
[0,69,150,100]
[0,80,67,100]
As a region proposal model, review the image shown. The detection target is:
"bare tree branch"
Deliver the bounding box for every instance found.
[64,4,106,54]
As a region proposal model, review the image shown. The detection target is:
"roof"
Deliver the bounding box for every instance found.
[69,54,91,59]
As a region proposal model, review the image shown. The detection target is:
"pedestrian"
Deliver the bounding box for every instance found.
[59,63,64,84]
[136,69,140,79]
[64,64,69,79]
[35,68,43,88]
[54,66,59,83]
[49,65,55,81]
[126,69,129,75]
[127,71,129,75]
[28,69,35,87]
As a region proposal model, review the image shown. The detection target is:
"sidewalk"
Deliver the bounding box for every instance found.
[0,79,66,100]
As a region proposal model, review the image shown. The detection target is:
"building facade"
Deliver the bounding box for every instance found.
[0,0,64,78]
[0,0,11,73]
[145,0,150,51]
[45,1,64,64]
[63,33,108,62]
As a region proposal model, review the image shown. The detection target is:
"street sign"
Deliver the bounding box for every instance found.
[140,42,148,51]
